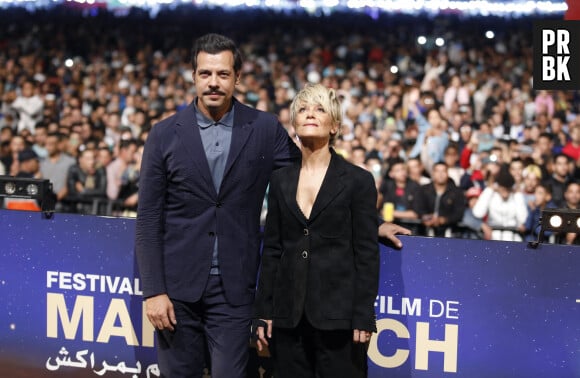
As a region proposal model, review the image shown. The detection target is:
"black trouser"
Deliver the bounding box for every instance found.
[271,317,368,378]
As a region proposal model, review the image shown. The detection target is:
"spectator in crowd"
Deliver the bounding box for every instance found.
[350,145,367,168]
[413,161,465,237]
[472,166,528,241]
[10,80,44,135]
[549,117,569,154]
[380,157,420,232]
[460,186,491,239]
[32,123,48,160]
[509,158,525,192]
[407,90,449,174]
[520,164,543,210]
[16,148,41,178]
[532,132,554,178]
[96,146,114,170]
[117,142,144,216]
[444,143,464,186]
[407,156,431,185]
[556,181,580,245]
[535,90,555,120]
[543,153,572,207]
[2,135,27,177]
[562,121,580,162]
[524,182,557,243]
[40,132,76,202]
[106,138,138,201]
[65,147,107,213]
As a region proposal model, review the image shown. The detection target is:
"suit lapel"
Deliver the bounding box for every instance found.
[307,151,346,223]
[174,104,216,195]
[222,99,255,182]
[280,162,306,224]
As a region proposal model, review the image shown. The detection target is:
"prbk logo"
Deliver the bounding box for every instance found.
[533,21,580,90]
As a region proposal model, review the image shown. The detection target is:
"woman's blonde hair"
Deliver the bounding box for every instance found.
[290,83,342,143]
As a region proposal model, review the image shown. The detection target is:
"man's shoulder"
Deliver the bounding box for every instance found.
[152,105,193,130]
[234,99,278,125]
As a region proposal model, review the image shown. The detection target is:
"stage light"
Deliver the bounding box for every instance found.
[541,208,580,233]
[549,214,562,228]
[4,181,16,195]
[528,208,580,248]
[0,177,55,214]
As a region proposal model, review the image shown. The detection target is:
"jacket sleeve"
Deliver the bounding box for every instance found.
[514,193,529,226]
[254,172,283,319]
[445,189,466,225]
[412,185,429,217]
[472,187,493,219]
[273,120,301,169]
[351,170,380,332]
[135,124,168,298]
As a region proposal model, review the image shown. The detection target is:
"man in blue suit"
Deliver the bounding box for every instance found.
[135,33,410,378]
[135,33,299,377]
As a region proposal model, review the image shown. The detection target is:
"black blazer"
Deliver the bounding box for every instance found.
[135,99,300,306]
[255,149,379,332]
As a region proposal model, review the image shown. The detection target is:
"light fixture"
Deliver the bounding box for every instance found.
[528,208,580,248]
[0,177,55,216]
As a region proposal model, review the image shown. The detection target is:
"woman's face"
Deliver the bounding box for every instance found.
[293,101,337,143]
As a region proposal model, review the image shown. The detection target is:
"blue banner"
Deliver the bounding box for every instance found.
[0,210,578,377]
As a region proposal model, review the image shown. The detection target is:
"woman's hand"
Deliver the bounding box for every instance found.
[353,329,371,344]
[256,319,273,351]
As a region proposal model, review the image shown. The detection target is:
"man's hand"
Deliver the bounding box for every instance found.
[379,222,411,249]
[145,293,176,331]
[256,319,272,352]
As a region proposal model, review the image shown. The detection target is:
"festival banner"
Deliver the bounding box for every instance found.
[0,210,578,377]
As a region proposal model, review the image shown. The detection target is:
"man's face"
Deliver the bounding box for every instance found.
[432,164,448,185]
[45,136,59,156]
[389,162,407,183]
[20,159,39,174]
[79,150,96,174]
[121,144,138,164]
[536,136,552,155]
[565,183,580,208]
[193,51,239,121]
[553,156,569,178]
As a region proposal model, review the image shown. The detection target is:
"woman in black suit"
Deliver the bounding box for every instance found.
[254,84,379,378]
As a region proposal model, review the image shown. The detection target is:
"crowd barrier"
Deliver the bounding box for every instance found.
[0,209,578,377]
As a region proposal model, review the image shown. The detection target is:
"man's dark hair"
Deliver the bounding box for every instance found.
[191,33,243,73]
[385,157,406,175]
[46,132,64,141]
[554,152,571,164]
[564,179,579,193]
[119,138,138,151]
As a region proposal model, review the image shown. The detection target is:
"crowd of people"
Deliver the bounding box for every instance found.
[0,5,578,244]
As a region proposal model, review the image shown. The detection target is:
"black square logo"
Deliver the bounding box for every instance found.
[533,20,580,90]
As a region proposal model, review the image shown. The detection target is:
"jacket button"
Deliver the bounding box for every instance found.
[302,250,308,259]
[303,228,309,235]
[216,202,222,208]
[208,232,215,237]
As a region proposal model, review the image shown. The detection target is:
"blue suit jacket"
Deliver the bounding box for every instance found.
[135,99,300,306]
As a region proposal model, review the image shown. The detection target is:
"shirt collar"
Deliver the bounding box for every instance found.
[194,99,235,129]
